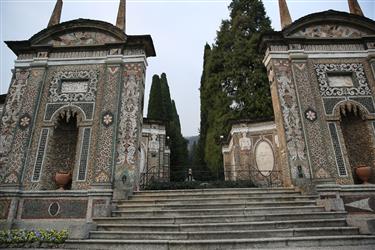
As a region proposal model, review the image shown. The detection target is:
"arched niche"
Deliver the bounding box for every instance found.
[40,106,91,190]
[333,101,375,184]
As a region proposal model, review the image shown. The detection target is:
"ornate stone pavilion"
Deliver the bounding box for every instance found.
[0,0,155,235]
[224,0,375,189]
[140,119,170,188]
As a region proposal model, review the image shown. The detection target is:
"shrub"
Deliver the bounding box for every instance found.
[0,228,68,248]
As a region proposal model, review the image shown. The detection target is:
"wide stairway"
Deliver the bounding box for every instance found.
[66,187,375,249]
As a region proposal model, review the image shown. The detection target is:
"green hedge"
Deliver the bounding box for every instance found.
[0,228,68,248]
[144,180,256,190]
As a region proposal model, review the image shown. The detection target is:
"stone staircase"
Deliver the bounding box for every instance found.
[66,187,375,249]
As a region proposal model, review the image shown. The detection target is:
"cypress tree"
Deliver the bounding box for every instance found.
[147,75,163,120]
[146,73,188,181]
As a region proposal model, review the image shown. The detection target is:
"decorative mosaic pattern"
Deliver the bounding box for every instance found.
[21,65,104,190]
[290,25,367,38]
[77,128,91,181]
[49,69,98,102]
[115,63,145,188]
[3,68,46,185]
[274,60,310,180]
[0,70,29,177]
[0,200,11,219]
[75,103,95,120]
[323,97,346,114]
[275,62,306,161]
[315,63,371,97]
[348,96,375,114]
[44,103,64,120]
[21,199,87,219]
[32,128,49,182]
[46,31,119,46]
[291,62,334,179]
[94,66,121,183]
[328,122,348,176]
[44,102,94,121]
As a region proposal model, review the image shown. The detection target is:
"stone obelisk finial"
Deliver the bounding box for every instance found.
[116,0,126,32]
[278,0,292,29]
[48,0,63,27]
[348,0,364,16]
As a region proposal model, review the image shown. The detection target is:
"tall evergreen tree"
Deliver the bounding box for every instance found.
[147,73,188,181]
[147,75,163,120]
[199,0,273,173]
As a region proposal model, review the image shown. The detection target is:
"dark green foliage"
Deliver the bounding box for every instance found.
[147,73,188,181]
[147,75,163,120]
[144,180,256,190]
[198,0,273,173]
[169,100,189,180]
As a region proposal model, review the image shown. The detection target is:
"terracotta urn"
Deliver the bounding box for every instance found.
[355,165,372,185]
[54,171,72,190]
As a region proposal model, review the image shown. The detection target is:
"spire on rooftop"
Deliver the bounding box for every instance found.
[48,0,63,27]
[116,0,126,32]
[278,0,292,29]
[348,0,364,16]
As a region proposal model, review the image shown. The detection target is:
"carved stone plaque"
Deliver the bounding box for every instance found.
[61,80,89,93]
[255,141,274,176]
[328,75,353,87]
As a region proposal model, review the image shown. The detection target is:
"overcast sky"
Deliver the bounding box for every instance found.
[1,0,374,136]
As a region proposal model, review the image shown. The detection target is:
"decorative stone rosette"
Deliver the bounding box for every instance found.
[102,111,114,127]
[18,113,32,129]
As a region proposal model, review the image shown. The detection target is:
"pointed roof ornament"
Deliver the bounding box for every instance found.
[48,0,63,27]
[348,0,364,16]
[116,0,126,32]
[278,0,292,29]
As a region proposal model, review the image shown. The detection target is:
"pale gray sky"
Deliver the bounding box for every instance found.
[1,0,374,136]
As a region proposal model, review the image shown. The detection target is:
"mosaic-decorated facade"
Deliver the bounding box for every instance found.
[222,120,283,187]
[140,119,170,188]
[0,1,155,235]
[260,10,375,187]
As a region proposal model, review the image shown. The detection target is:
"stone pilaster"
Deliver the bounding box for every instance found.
[92,60,122,189]
[114,62,145,199]
[290,53,337,184]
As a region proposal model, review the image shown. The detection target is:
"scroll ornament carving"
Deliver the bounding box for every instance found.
[0,70,29,172]
[117,74,140,166]
[315,63,371,97]
[49,69,98,102]
[276,70,306,161]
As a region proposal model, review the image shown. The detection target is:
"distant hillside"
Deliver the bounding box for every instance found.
[185,136,199,153]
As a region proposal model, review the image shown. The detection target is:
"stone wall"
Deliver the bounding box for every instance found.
[222,121,283,187]
[140,120,170,188]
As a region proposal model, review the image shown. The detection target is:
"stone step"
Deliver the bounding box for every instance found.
[65,235,375,250]
[116,200,316,211]
[133,187,296,195]
[94,211,347,224]
[89,227,359,240]
[112,205,325,217]
[127,190,301,200]
[96,218,347,232]
[120,195,317,205]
